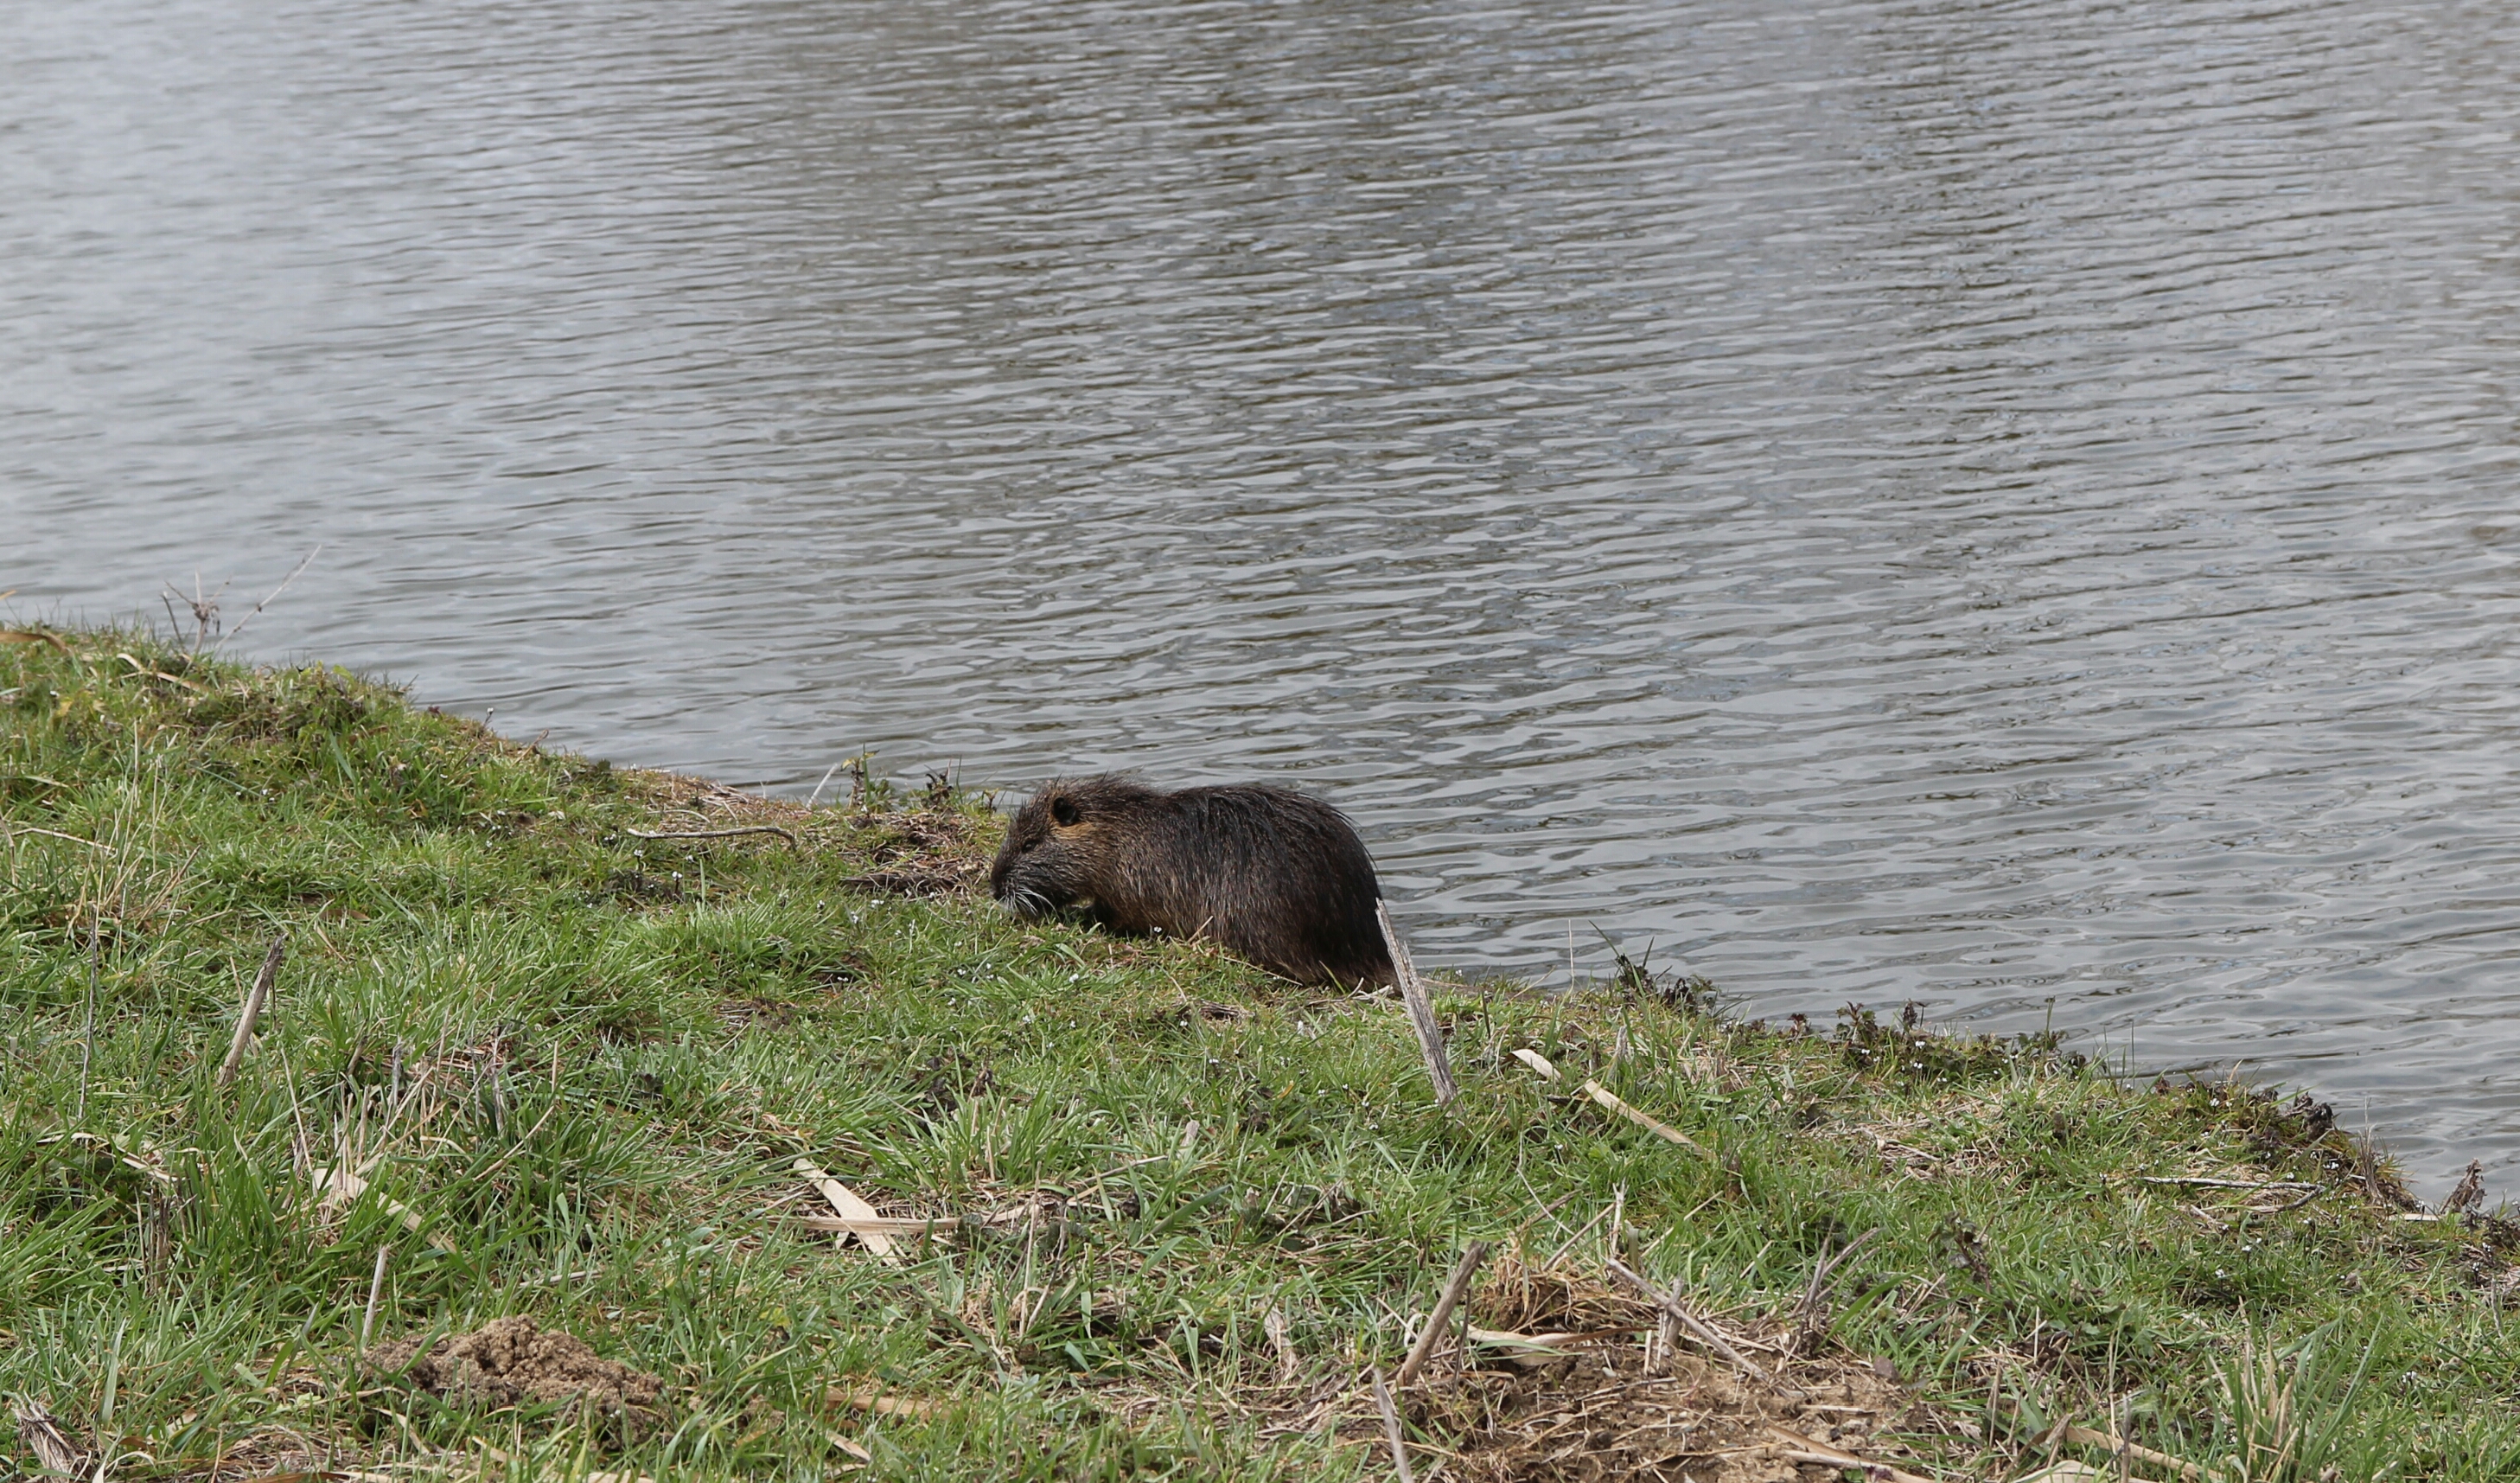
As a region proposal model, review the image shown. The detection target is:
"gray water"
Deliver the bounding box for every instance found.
[9,0,2520,1193]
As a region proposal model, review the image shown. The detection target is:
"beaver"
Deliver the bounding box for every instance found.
[989,774,1394,987]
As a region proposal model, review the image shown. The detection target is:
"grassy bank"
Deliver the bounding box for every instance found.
[3,628,2517,1482]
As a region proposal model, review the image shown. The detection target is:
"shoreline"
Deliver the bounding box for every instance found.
[4,627,2517,1480]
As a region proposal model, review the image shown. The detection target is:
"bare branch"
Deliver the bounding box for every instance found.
[217,546,322,647]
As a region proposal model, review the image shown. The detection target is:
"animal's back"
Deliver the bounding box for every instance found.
[1126,786,1388,984]
[989,775,1393,986]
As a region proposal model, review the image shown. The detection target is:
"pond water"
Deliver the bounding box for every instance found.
[9,0,2520,1193]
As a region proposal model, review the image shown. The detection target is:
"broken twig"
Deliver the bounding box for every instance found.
[1376,901,1458,1108]
[217,545,322,646]
[214,934,286,1090]
[625,825,800,847]
[1607,1259,1775,1386]
[1370,1367,1415,1483]
[1395,1240,1491,1388]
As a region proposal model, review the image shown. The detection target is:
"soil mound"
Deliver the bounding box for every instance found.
[367,1317,664,1433]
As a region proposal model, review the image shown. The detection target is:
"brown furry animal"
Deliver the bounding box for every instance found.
[989,775,1394,987]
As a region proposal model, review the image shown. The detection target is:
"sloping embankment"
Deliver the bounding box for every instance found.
[3,627,2517,1480]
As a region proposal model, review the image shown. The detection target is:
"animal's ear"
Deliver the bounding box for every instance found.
[1050,795,1081,827]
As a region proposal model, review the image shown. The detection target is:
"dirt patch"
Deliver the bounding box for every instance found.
[1119,1249,1955,1483]
[366,1317,665,1435]
[1427,1347,1917,1483]
[844,809,987,897]
[845,855,981,898]
[1421,1257,1931,1482]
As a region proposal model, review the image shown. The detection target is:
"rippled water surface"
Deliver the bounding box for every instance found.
[10,0,2520,1190]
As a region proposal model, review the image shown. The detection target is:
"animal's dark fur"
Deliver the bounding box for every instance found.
[989,775,1394,987]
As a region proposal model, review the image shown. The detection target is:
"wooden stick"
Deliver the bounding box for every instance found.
[625,825,799,847]
[1606,1259,1773,1385]
[1375,902,1458,1108]
[215,934,286,1090]
[1395,1240,1491,1388]
[218,544,322,645]
[1369,1367,1415,1483]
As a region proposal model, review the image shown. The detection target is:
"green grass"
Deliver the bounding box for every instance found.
[3,628,2518,1481]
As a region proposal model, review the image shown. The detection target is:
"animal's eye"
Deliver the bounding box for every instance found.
[1050,796,1080,827]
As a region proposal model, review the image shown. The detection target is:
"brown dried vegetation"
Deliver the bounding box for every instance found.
[365,1317,666,1438]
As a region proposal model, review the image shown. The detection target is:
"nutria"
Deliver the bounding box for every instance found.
[990,774,1394,987]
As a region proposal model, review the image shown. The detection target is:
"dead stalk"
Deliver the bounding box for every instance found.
[793,1157,906,1262]
[1793,1227,1881,1351]
[0,822,114,852]
[624,825,800,848]
[2138,1176,2317,1193]
[215,934,287,1090]
[8,1397,87,1478]
[78,920,99,1121]
[1765,1424,1939,1483]
[1375,901,1458,1108]
[1606,1259,1775,1387]
[1370,1367,1415,1483]
[1990,1399,2203,1480]
[215,545,322,648]
[361,1245,391,1352]
[1581,1080,1712,1157]
[1395,1240,1492,1389]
